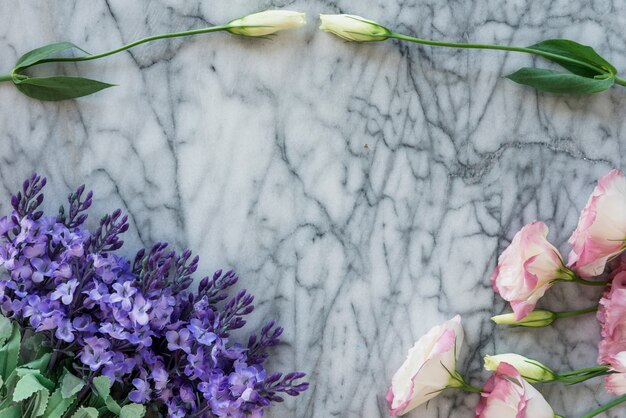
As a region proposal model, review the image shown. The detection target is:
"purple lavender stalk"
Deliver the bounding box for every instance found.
[0,174,308,417]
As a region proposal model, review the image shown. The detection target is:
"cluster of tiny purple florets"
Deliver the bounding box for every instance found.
[0,174,308,418]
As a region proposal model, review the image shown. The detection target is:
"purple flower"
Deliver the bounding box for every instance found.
[99,322,129,340]
[80,337,113,371]
[130,293,151,326]
[24,241,46,259]
[55,318,75,343]
[129,378,151,403]
[30,257,57,283]
[229,363,264,402]
[188,318,217,346]
[84,281,109,303]
[127,328,154,347]
[166,329,192,354]
[151,364,168,391]
[109,281,136,311]
[53,263,72,279]
[72,315,95,332]
[50,279,79,305]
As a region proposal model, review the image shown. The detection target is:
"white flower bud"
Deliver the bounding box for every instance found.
[319,14,391,42]
[484,354,557,383]
[491,310,556,327]
[228,10,306,37]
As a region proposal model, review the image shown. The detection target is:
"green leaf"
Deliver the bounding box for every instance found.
[15,368,55,391]
[70,407,99,418]
[20,332,48,365]
[13,76,115,101]
[0,316,12,346]
[120,404,145,418]
[21,353,51,375]
[43,387,76,418]
[60,371,85,399]
[0,324,20,381]
[15,42,88,71]
[103,396,120,415]
[0,404,22,418]
[13,373,46,402]
[91,376,111,401]
[29,389,50,417]
[506,67,615,94]
[527,39,616,77]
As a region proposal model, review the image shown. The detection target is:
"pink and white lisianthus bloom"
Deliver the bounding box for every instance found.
[605,352,626,395]
[568,169,626,278]
[491,221,570,320]
[598,271,626,363]
[475,362,555,418]
[387,316,464,416]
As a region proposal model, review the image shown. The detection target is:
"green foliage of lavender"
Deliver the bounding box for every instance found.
[0,314,146,418]
[0,174,308,417]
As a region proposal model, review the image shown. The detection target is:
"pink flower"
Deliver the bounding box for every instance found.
[386,316,464,416]
[568,169,626,278]
[475,362,555,418]
[491,222,568,320]
[598,271,626,363]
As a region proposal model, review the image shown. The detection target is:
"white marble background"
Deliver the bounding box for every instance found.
[1,0,626,417]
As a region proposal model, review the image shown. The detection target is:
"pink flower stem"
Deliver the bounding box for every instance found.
[580,394,626,418]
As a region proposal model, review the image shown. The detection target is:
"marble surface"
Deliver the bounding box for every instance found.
[1,1,626,417]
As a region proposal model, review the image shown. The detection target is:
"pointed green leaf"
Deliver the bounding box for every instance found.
[528,39,616,77]
[13,373,46,402]
[506,67,614,94]
[91,376,111,401]
[70,407,99,418]
[120,404,145,418]
[0,404,22,418]
[0,316,12,346]
[0,324,20,381]
[61,371,85,399]
[29,389,50,417]
[43,387,76,418]
[13,76,115,101]
[15,42,88,71]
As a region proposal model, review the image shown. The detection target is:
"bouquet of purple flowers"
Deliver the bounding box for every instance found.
[0,174,308,417]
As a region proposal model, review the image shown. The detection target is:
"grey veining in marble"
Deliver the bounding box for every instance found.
[1,0,626,417]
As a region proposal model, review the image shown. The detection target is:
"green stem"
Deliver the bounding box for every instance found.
[388,32,612,77]
[461,383,483,393]
[580,395,626,418]
[616,76,626,87]
[24,25,230,69]
[570,277,608,286]
[559,365,609,377]
[554,306,598,320]
[0,73,12,83]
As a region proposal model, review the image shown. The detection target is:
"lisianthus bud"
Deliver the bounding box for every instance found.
[484,354,556,383]
[491,310,556,327]
[227,10,306,37]
[319,14,391,42]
